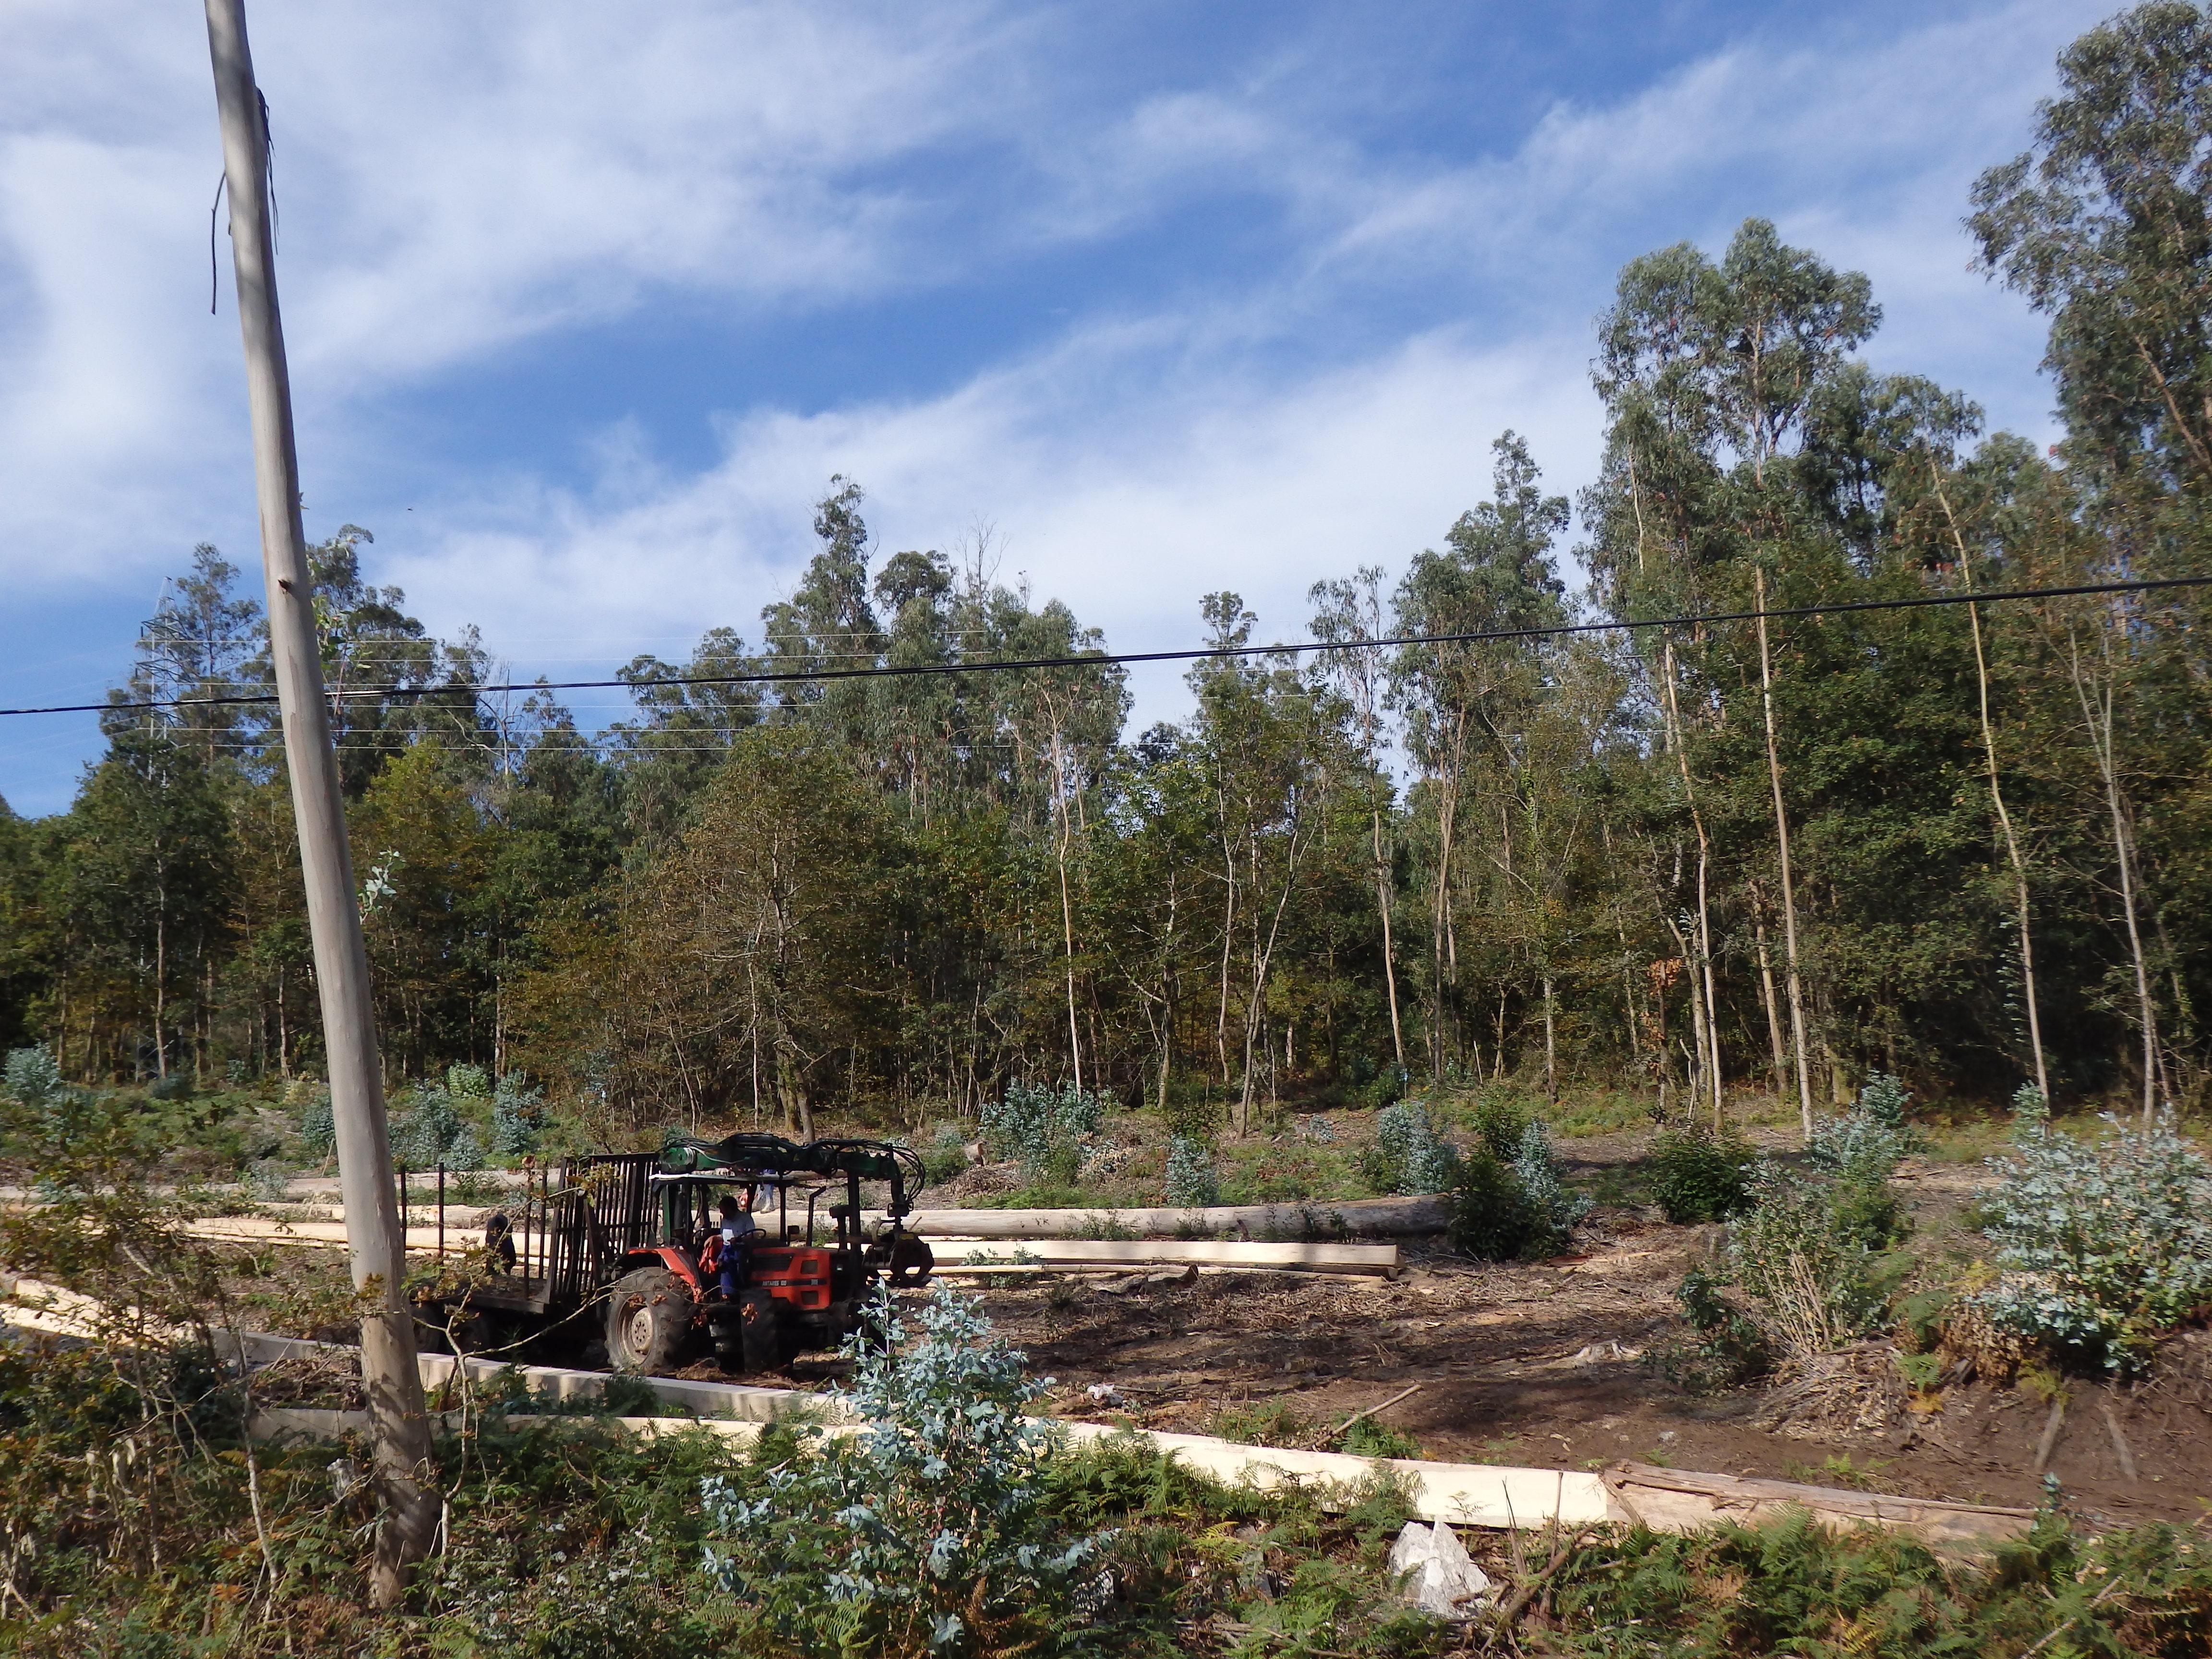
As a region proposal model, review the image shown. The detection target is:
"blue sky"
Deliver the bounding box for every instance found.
[0,0,2112,816]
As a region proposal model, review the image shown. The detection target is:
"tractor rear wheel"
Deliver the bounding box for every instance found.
[605,1267,692,1374]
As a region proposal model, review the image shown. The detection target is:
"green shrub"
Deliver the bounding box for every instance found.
[1445,1146,1539,1261]
[1512,1119,1591,1255]
[700,1285,1110,1656]
[1970,1108,2212,1373]
[1804,1071,1920,1249]
[918,1121,971,1186]
[1443,1126,1590,1263]
[1648,1124,1756,1223]
[1465,1093,1530,1162]
[980,1081,1105,1181]
[488,1071,548,1158]
[1340,1418,1423,1460]
[1164,1133,1220,1207]
[295,1089,335,1160]
[1207,1396,1315,1447]
[391,1080,484,1171]
[1724,1166,1889,1360]
[1655,1264,1774,1391]
[1363,1101,1459,1195]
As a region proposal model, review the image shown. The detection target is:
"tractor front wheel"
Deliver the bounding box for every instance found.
[738,1288,790,1375]
[605,1267,692,1374]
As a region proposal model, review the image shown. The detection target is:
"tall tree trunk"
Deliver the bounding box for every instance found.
[1755,567,1816,1139]
[1751,886,1788,1100]
[1541,973,1558,1102]
[153,883,168,1080]
[1429,719,1463,1082]
[1051,732,1083,1094]
[1215,794,1238,1087]
[1658,644,1721,1118]
[1935,471,2049,1104]
[2069,624,2162,1118]
[1373,807,1405,1070]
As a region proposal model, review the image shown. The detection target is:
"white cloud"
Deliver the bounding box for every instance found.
[0,0,2116,783]
[368,0,2101,736]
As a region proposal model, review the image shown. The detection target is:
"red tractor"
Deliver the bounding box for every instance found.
[421,1133,934,1376]
[599,1133,935,1375]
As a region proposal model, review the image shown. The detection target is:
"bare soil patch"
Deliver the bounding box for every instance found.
[970,1207,2212,1530]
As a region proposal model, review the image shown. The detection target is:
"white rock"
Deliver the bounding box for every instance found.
[1386,1520,1493,1617]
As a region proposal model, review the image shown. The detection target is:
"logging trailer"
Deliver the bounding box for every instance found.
[416,1132,935,1375]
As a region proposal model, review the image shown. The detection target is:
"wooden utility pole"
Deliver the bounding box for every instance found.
[203,0,436,1605]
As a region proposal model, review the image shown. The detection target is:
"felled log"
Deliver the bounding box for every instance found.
[1602,1461,2034,1545]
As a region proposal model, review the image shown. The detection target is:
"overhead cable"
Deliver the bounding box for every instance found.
[3,574,2205,719]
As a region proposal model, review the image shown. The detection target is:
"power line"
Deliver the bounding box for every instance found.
[5,574,2204,719]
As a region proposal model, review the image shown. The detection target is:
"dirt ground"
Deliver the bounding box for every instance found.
[217,1130,2212,1531]
[959,1141,2212,1531]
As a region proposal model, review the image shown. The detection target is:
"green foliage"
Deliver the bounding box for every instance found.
[1723,1166,1893,1361]
[1540,1503,2212,1658]
[1970,1109,2212,1372]
[1365,1101,1460,1195]
[700,1284,1110,1656]
[918,1121,971,1187]
[1445,1146,1539,1261]
[1442,1124,1593,1263]
[1163,1132,1220,1207]
[1207,1396,1317,1448]
[1647,1124,1757,1223]
[1440,1117,1586,1262]
[1970,0,2212,490]
[1679,1075,1925,1371]
[3,1043,79,1141]
[391,1078,485,1171]
[489,1070,549,1158]
[295,1088,335,1161]
[981,1081,1105,1183]
[1463,1092,1530,1162]
[1340,1418,1424,1460]
[1511,1118,1591,1253]
[1658,1265,1776,1391]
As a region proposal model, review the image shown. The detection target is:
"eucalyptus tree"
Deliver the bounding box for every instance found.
[111,543,264,768]
[1308,567,1407,1070]
[1589,219,1880,1130]
[1391,433,1568,1082]
[60,732,234,1081]
[1972,1,2212,501]
[1184,594,1339,1129]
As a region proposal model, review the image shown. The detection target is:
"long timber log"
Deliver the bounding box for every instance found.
[881,1195,1450,1239]
[947,1239,1400,1275]
[255,1192,1454,1242]
[241,1403,2030,1543]
[179,1219,1403,1275]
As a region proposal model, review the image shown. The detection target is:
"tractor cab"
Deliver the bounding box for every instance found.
[601,1132,933,1376]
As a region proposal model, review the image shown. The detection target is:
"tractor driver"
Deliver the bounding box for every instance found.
[701,1188,762,1298]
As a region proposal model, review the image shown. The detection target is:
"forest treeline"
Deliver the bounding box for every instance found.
[5,3,2212,1137]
